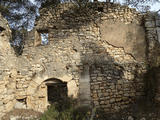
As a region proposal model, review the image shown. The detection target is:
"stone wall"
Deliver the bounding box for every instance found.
[144,13,160,102]
[17,2,147,112]
[0,13,17,117]
[2,2,160,118]
[145,13,160,66]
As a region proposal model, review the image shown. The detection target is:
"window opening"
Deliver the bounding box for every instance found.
[17,98,26,104]
[41,33,49,45]
[47,82,67,104]
[15,98,27,109]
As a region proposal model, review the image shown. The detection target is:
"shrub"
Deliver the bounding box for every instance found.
[40,98,91,120]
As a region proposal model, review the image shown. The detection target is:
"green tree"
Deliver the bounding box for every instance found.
[124,0,160,12]
[0,0,37,30]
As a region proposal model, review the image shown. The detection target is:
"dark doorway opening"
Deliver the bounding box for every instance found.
[46,79,67,104]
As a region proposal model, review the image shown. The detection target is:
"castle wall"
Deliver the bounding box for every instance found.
[144,13,160,102]
[1,2,160,118]
[13,3,148,112]
[0,14,17,117]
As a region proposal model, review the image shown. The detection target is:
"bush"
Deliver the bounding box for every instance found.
[40,98,91,120]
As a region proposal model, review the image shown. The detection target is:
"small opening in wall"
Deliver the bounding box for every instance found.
[17,71,20,74]
[97,7,104,12]
[17,98,26,104]
[36,29,49,46]
[45,79,67,104]
[15,98,27,109]
[41,33,49,45]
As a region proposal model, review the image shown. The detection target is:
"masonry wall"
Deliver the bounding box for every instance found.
[144,13,160,102]
[15,2,148,112]
[2,2,160,118]
[0,13,17,117]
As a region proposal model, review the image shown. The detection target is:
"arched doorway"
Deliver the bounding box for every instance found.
[44,78,67,104]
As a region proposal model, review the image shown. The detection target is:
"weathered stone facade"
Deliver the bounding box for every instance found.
[144,13,160,102]
[0,13,17,117]
[0,2,160,119]
[32,2,147,112]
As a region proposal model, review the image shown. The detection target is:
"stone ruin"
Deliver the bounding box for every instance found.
[0,2,160,118]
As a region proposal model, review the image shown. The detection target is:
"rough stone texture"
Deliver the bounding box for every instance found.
[0,13,17,118]
[79,65,91,105]
[144,13,160,102]
[100,22,146,62]
[1,2,160,119]
[21,2,147,112]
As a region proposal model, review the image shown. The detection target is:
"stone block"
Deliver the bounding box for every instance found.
[100,101,105,105]
[5,101,14,112]
[155,15,160,20]
[94,85,99,90]
[14,101,26,109]
[145,21,155,28]
[94,101,99,106]
[156,20,160,27]
[0,101,3,106]
[67,80,78,98]
[157,27,160,43]
[110,98,115,103]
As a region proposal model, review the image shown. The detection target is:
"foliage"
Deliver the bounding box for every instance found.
[0,0,38,30]
[40,98,91,120]
[11,29,26,56]
[124,0,160,12]
[0,0,38,55]
[0,4,9,15]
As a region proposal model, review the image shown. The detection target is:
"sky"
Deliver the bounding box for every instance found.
[150,2,160,11]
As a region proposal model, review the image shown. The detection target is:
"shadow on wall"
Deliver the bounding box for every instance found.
[37,2,120,30]
[58,4,101,29]
[84,42,160,112]
[33,2,152,111]
[78,41,146,110]
[144,67,160,103]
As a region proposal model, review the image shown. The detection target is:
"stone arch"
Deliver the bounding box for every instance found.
[27,73,79,97]
[26,74,78,111]
[45,78,65,84]
[44,78,68,104]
